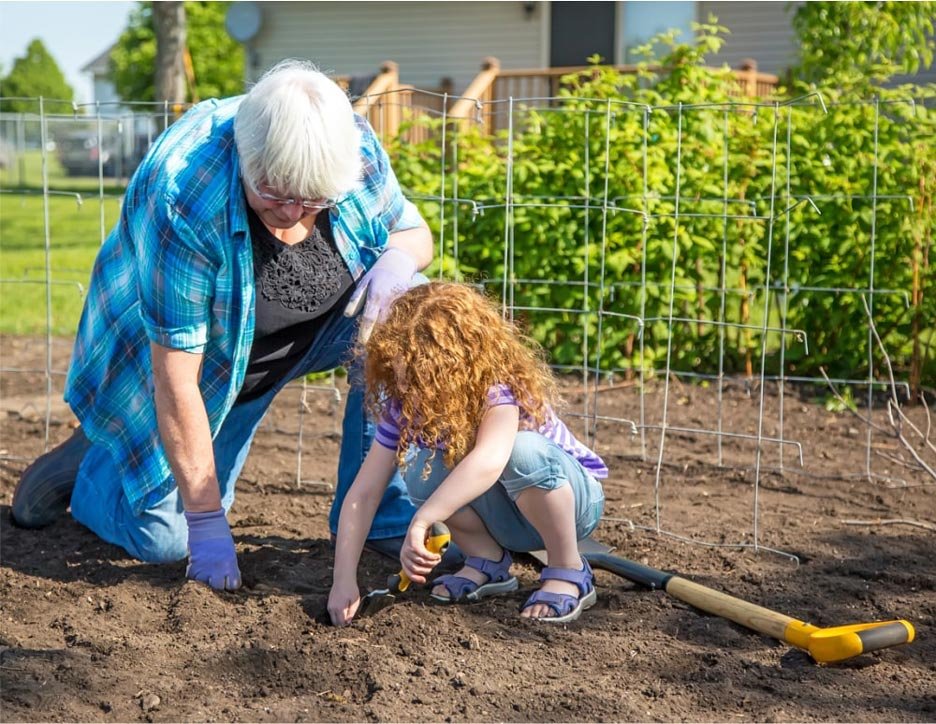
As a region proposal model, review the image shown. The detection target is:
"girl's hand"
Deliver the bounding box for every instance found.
[327,581,361,627]
[400,519,441,584]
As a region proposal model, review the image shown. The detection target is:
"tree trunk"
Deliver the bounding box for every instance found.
[153,1,187,105]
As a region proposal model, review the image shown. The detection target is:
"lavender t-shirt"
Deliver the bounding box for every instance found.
[374,383,608,479]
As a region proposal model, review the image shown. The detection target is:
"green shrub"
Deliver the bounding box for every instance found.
[389,23,935,391]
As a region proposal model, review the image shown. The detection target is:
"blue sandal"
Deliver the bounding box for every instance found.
[521,557,597,623]
[431,549,519,603]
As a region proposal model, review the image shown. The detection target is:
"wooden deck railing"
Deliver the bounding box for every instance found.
[349,61,453,143]
[732,60,778,98]
[341,57,778,141]
[451,57,780,132]
[448,57,501,122]
[351,61,404,137]
[490,60,778,101]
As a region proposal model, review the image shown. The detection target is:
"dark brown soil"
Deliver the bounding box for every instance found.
[1,335,934,722]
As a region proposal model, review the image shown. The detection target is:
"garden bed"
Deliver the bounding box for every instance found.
[1,335,933,722]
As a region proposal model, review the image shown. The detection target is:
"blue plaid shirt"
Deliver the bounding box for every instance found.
[64,96,425,515]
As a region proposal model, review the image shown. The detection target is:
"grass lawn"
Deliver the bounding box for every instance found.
[1,150,135,335]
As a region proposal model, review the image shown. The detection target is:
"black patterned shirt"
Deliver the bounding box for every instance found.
[237,204,354,402]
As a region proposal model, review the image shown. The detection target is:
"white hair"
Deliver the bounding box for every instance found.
[234,59,363,201]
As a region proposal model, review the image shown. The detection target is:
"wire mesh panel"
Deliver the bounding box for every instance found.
[381,89,932,558]
[1,91,932,561]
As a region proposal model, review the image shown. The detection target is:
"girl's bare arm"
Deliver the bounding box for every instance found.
[403,404,520,581]
[332,443,398,585]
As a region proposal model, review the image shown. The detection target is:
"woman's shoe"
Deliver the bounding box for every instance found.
[11,428,92,528]
[520,557,597,623]
[431,549,519,603]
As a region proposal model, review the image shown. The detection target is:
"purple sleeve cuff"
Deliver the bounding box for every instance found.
[374,412,400,450]
[486,383,518,407]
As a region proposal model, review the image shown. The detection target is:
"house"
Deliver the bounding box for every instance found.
[80,1,934,109]
[80,45,123,114]
[232,1,934,92]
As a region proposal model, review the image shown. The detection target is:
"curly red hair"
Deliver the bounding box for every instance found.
[361,282,558,472]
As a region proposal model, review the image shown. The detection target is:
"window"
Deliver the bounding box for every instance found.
[619,1,696,63]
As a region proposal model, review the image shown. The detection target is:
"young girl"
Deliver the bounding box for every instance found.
[328,282,607,625]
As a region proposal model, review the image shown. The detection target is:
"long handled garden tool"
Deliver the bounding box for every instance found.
[357,522,452,618]
[583,550,915,664]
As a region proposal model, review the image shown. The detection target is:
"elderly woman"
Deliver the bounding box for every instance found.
[12,60,439,590]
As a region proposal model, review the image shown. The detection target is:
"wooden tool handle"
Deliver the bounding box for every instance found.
[666,576,795,640]
[588,550,914,663]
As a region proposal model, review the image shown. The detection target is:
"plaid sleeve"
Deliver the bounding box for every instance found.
[361,120,426,234]
[135,195,218,353]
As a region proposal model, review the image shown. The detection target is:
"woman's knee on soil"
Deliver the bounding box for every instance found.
[71,451,189,564]
[125,513,190,564]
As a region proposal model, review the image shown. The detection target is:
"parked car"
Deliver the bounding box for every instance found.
[56,130,152,178]
[56,130,117,177]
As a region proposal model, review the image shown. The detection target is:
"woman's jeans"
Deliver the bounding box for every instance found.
[69,301,417,563]
[404,431,605,553]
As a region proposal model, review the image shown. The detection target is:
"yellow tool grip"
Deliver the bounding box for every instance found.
[805,620,915,664]
[393,522,452,593]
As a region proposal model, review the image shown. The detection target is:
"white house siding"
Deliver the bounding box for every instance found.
[248,1,547,94]
[245,1,935,94]
[697,1,801,75]
[81,48,122,113]
[90,78,122,110]
[891,65,936,88]
[701,1,936,87]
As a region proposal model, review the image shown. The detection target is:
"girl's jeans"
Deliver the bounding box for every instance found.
[404,431,605,552]
[70,295,417,563]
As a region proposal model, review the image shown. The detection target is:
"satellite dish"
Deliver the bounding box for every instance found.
[226,1,262,43]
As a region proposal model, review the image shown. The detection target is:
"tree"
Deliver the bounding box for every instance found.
[110,2,244,103]
[791,1,936,87]
[0,39,74,113]
[153,1,187,104]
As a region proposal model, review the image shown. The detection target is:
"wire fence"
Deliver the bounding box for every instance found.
[1,92,933,563]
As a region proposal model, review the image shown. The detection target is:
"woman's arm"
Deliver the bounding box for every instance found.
[343,221,433,341]
[401,404,520,582]
[152,342,219,511]
[152,342,242,590]
[328,442,398,625]
[341,121,433,339]
[385,222,433,270]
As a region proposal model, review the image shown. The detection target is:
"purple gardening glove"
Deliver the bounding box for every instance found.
[344,247,417,342]
[184,509,242,591]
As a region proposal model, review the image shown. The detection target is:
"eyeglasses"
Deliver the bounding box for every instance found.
[254,188,337,211]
